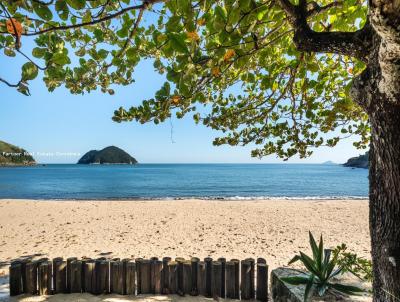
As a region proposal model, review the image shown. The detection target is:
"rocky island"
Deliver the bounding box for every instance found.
[344,152,369,169]
[0,140,36,166]
[77,146,137,165]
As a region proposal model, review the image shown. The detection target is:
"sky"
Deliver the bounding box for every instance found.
[0,14,365,164]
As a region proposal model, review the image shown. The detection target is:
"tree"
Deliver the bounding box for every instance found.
[0,0,399,300]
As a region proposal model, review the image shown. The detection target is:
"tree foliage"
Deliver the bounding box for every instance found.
[0,0,370,159]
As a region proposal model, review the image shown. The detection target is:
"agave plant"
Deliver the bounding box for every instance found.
[281,232,364,302]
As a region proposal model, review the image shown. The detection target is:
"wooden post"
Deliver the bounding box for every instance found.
[167,261,178,294]
[241,260,251,300]
[38,261,52,295]
[190,257,199,295]
[151,260,162,294]
[19,259,28,294]
[218,257,226,298]
[231,259,240,299]
[257,258,266,264]
[53,258,66,294]
[135,258,143,295]
[69,260,82,293]
[111,260,124,294]
[25,261,38,295]
[83,260,95,293]
[126,261,136,295]
[226,261,237,299]
[204,257,213,298]
[161,257,171,294]
[256,262,268,302]
[197,261,206,296]
[212,261,222,298]
[9,262,22,296]
[66,257,77,293]
[80,258,89,292]
[140,259,151,294]
[95,260,109,294]
[176,258,184,296]
[245,258,255,299]
[122,258,131,295]
[182,260,192,295]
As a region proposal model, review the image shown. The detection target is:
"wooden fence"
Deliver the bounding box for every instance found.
[9,256,269,301]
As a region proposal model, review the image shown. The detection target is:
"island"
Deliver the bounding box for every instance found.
[77,146,138,165]
[343,152,369,169]
[0,140,36,166]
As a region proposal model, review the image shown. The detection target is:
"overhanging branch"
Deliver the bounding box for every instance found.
[276,0,374,62]
[293,23,374,63]
[0,0,164,37]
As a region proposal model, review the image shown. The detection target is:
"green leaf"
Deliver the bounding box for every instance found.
[21,62,38,81]
[52,53,70,65]
[66,0,85,10]
[4,48,16,57]
[32,47,46,58]
[281,276,310,285]
[288,255,301,265]
[299,252,320,278]
[329,283,364,295]
[17,82,30,96]
[126,48,136,60]
[55,0,69,20]
[309,232,323,272]
[215,5,227,22]
[168,33,189,54]
[32,2,53,21]
[98,49,108,60]
[304,274,315,302]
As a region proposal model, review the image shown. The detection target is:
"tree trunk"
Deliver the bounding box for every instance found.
[369,100,400,302]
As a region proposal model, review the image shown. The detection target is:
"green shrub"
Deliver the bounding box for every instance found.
[333,244,373,283]
[282,232,364,302]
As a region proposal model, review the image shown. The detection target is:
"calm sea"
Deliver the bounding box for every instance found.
[0,164,368,200]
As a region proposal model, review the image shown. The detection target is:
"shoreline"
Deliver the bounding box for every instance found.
[0,196,368,201]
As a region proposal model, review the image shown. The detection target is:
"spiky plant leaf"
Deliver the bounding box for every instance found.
[281,276,310,285]
[329,283,364,295]
[288,255,301,265]
[304,274,315,302]
[299,252,321,278]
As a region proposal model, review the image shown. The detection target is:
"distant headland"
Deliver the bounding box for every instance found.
[77,146,138,165]
[344,152,369,169]
[0,140,36,166]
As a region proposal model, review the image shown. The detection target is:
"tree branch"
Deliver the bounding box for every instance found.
[0,77,21,88]
[275,0,374,62]
[292,23,374,63]
[307,1,344,17]
[3,0,163,37]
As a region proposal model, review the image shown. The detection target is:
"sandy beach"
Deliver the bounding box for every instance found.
[0,198,370,301]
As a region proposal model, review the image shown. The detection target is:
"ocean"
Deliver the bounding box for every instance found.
[0,163,368,200]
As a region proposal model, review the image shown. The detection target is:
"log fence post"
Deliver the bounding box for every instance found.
[161,257,171,294]
[38,261,52,295]
[212,261,222,298]
[204,257,212,298]
[256,262,268,301]
[9,262,22,296]
[25,261,38,295]
[167,261,178,294]
[125,260,136,295]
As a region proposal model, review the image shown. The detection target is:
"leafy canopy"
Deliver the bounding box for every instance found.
[0,0,369,158]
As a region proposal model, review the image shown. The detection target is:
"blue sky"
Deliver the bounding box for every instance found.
[0,23,364,164]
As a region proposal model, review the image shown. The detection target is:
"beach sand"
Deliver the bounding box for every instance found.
[0,199,370,301]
